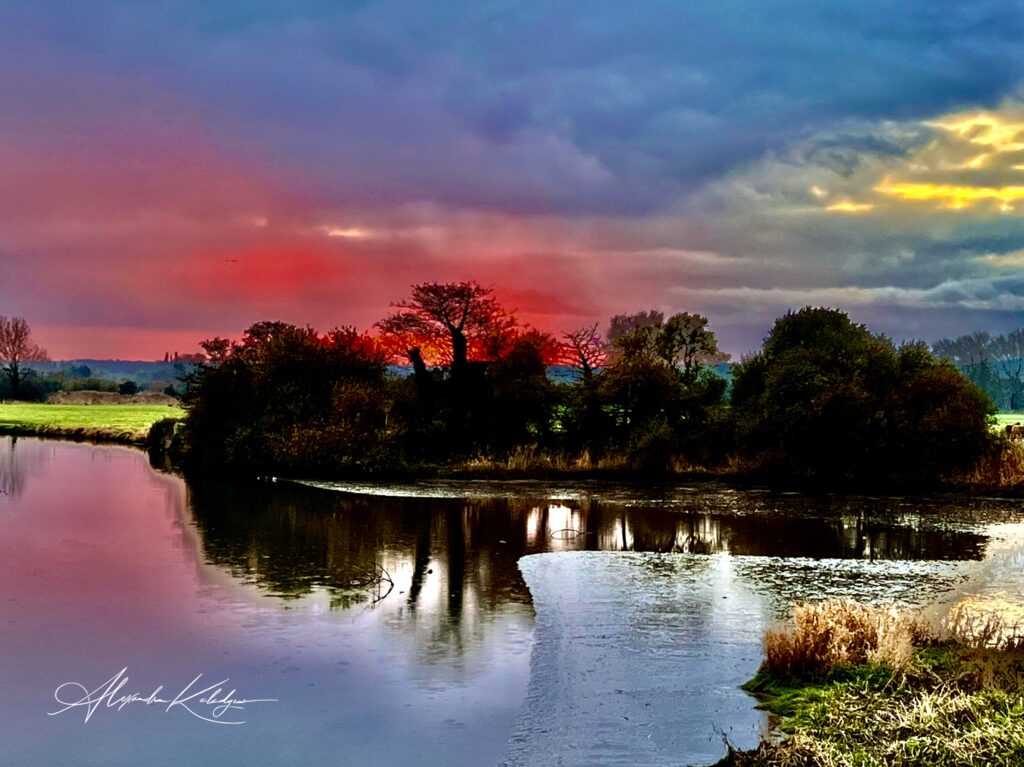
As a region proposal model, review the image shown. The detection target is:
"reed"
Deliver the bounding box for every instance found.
[722,601,1024,767]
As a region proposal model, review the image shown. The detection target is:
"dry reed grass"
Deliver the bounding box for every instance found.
[958,437,1024,490]
[722,600,1024,766]
[763,599,1024,678]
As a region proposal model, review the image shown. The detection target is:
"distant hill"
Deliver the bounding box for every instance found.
[34,359,197,385]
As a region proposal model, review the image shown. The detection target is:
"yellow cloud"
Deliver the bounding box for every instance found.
[977,251,1024,268]
[927,113,1024,169]
[324,226,373,239]
[875,182,1024,212]
[825,200,874,213]
[820,109,1024,214]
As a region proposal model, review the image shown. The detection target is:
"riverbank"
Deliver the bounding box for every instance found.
[5,402,1024,496]
[0,402,183,445]
[717,601,1024,766]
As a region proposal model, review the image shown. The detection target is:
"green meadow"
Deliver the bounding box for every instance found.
[994,412,1024,430]
[0,403,183,443]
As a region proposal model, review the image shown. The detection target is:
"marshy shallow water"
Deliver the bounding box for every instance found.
[1,437,1022,766]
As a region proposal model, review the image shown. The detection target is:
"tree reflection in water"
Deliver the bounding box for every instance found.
[187,479,990,620]
[0,436,52,500]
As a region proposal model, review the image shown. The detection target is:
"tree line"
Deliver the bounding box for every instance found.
[933,330,1024,410]
[175,282,996,488]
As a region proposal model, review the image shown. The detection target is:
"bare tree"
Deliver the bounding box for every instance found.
[993,329,1024,410]
[933,331,992,368]
[561,323,607,380]
[933,331,996,398]
[0,317,48,399]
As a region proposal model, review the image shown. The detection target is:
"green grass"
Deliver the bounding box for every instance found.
[0,403,183,443]
[718,602,1024,767]
[993,412,1024,431]
[725,652,1024,767]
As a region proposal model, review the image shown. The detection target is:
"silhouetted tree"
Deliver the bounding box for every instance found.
[376,282,516,380]
[562,323,608,380]
[656,312,729,384]
[487,331,558,450]
[585,309,729,471]
[0,316,48,400]
[734,307,992,485]
[182,322,390,473]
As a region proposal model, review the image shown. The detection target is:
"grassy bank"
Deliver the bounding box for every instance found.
[0,402,183,445]
[718,601,1024,767]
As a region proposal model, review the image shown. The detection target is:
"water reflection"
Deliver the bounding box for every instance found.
[188,480,990,617]
[0,436,52,498]
[2,438,1021,767]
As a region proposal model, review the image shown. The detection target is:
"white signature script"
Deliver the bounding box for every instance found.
[49,668,277,725]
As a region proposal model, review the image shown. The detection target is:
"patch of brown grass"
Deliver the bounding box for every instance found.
[764,599,933,676]
[764,600,1024,680]
[957,437,1024,490]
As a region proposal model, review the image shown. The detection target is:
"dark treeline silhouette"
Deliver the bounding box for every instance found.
[175,284,998,488]
[733,308,993,485]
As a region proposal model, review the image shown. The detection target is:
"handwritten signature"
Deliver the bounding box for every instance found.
[49,668,277,725]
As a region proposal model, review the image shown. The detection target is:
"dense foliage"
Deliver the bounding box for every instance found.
[732,308,994,485]
[181,322,392,474]
[176,290,996,487]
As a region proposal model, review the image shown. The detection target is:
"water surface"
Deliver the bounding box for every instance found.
[1,438,1021,766]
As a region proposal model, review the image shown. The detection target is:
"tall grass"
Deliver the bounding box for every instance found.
[724,600,1024,767]
[956,437,1024,491]
[763,600,933,676]
[762,600,1024,679]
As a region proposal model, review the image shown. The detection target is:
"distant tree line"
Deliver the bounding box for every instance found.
[0,318,190,401]
[176,283,996,489]
[933,330,1024,411]
[0,316,48,399]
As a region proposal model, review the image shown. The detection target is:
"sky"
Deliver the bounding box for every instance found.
[3,1,1024,359]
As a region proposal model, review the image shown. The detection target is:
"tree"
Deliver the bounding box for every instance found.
[992,329,1024,410]
[562,323,607,380]
[376,282,516,379]
[487,331,558,450]
[656,312,729,384]
[181,321,389,472]
[607,310,664,363]
[933,331,997,401]
[0,317,48,399]
[733,307,993,485]
[606,310,727,380]
[583,309,729,470]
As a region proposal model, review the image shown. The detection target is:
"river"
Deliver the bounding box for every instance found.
[1,437,1022,766]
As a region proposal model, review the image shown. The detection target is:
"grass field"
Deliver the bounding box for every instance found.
[994,412,1024,430]
[0,403,184,444]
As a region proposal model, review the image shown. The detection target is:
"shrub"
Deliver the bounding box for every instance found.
[763,599,933,677]
[732,308,994,486]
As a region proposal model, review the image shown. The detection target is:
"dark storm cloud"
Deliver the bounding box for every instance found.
[5,0,1024,215]
[4,0,1024,356]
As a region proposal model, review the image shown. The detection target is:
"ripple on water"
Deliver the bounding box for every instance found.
[504,550,987,767]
